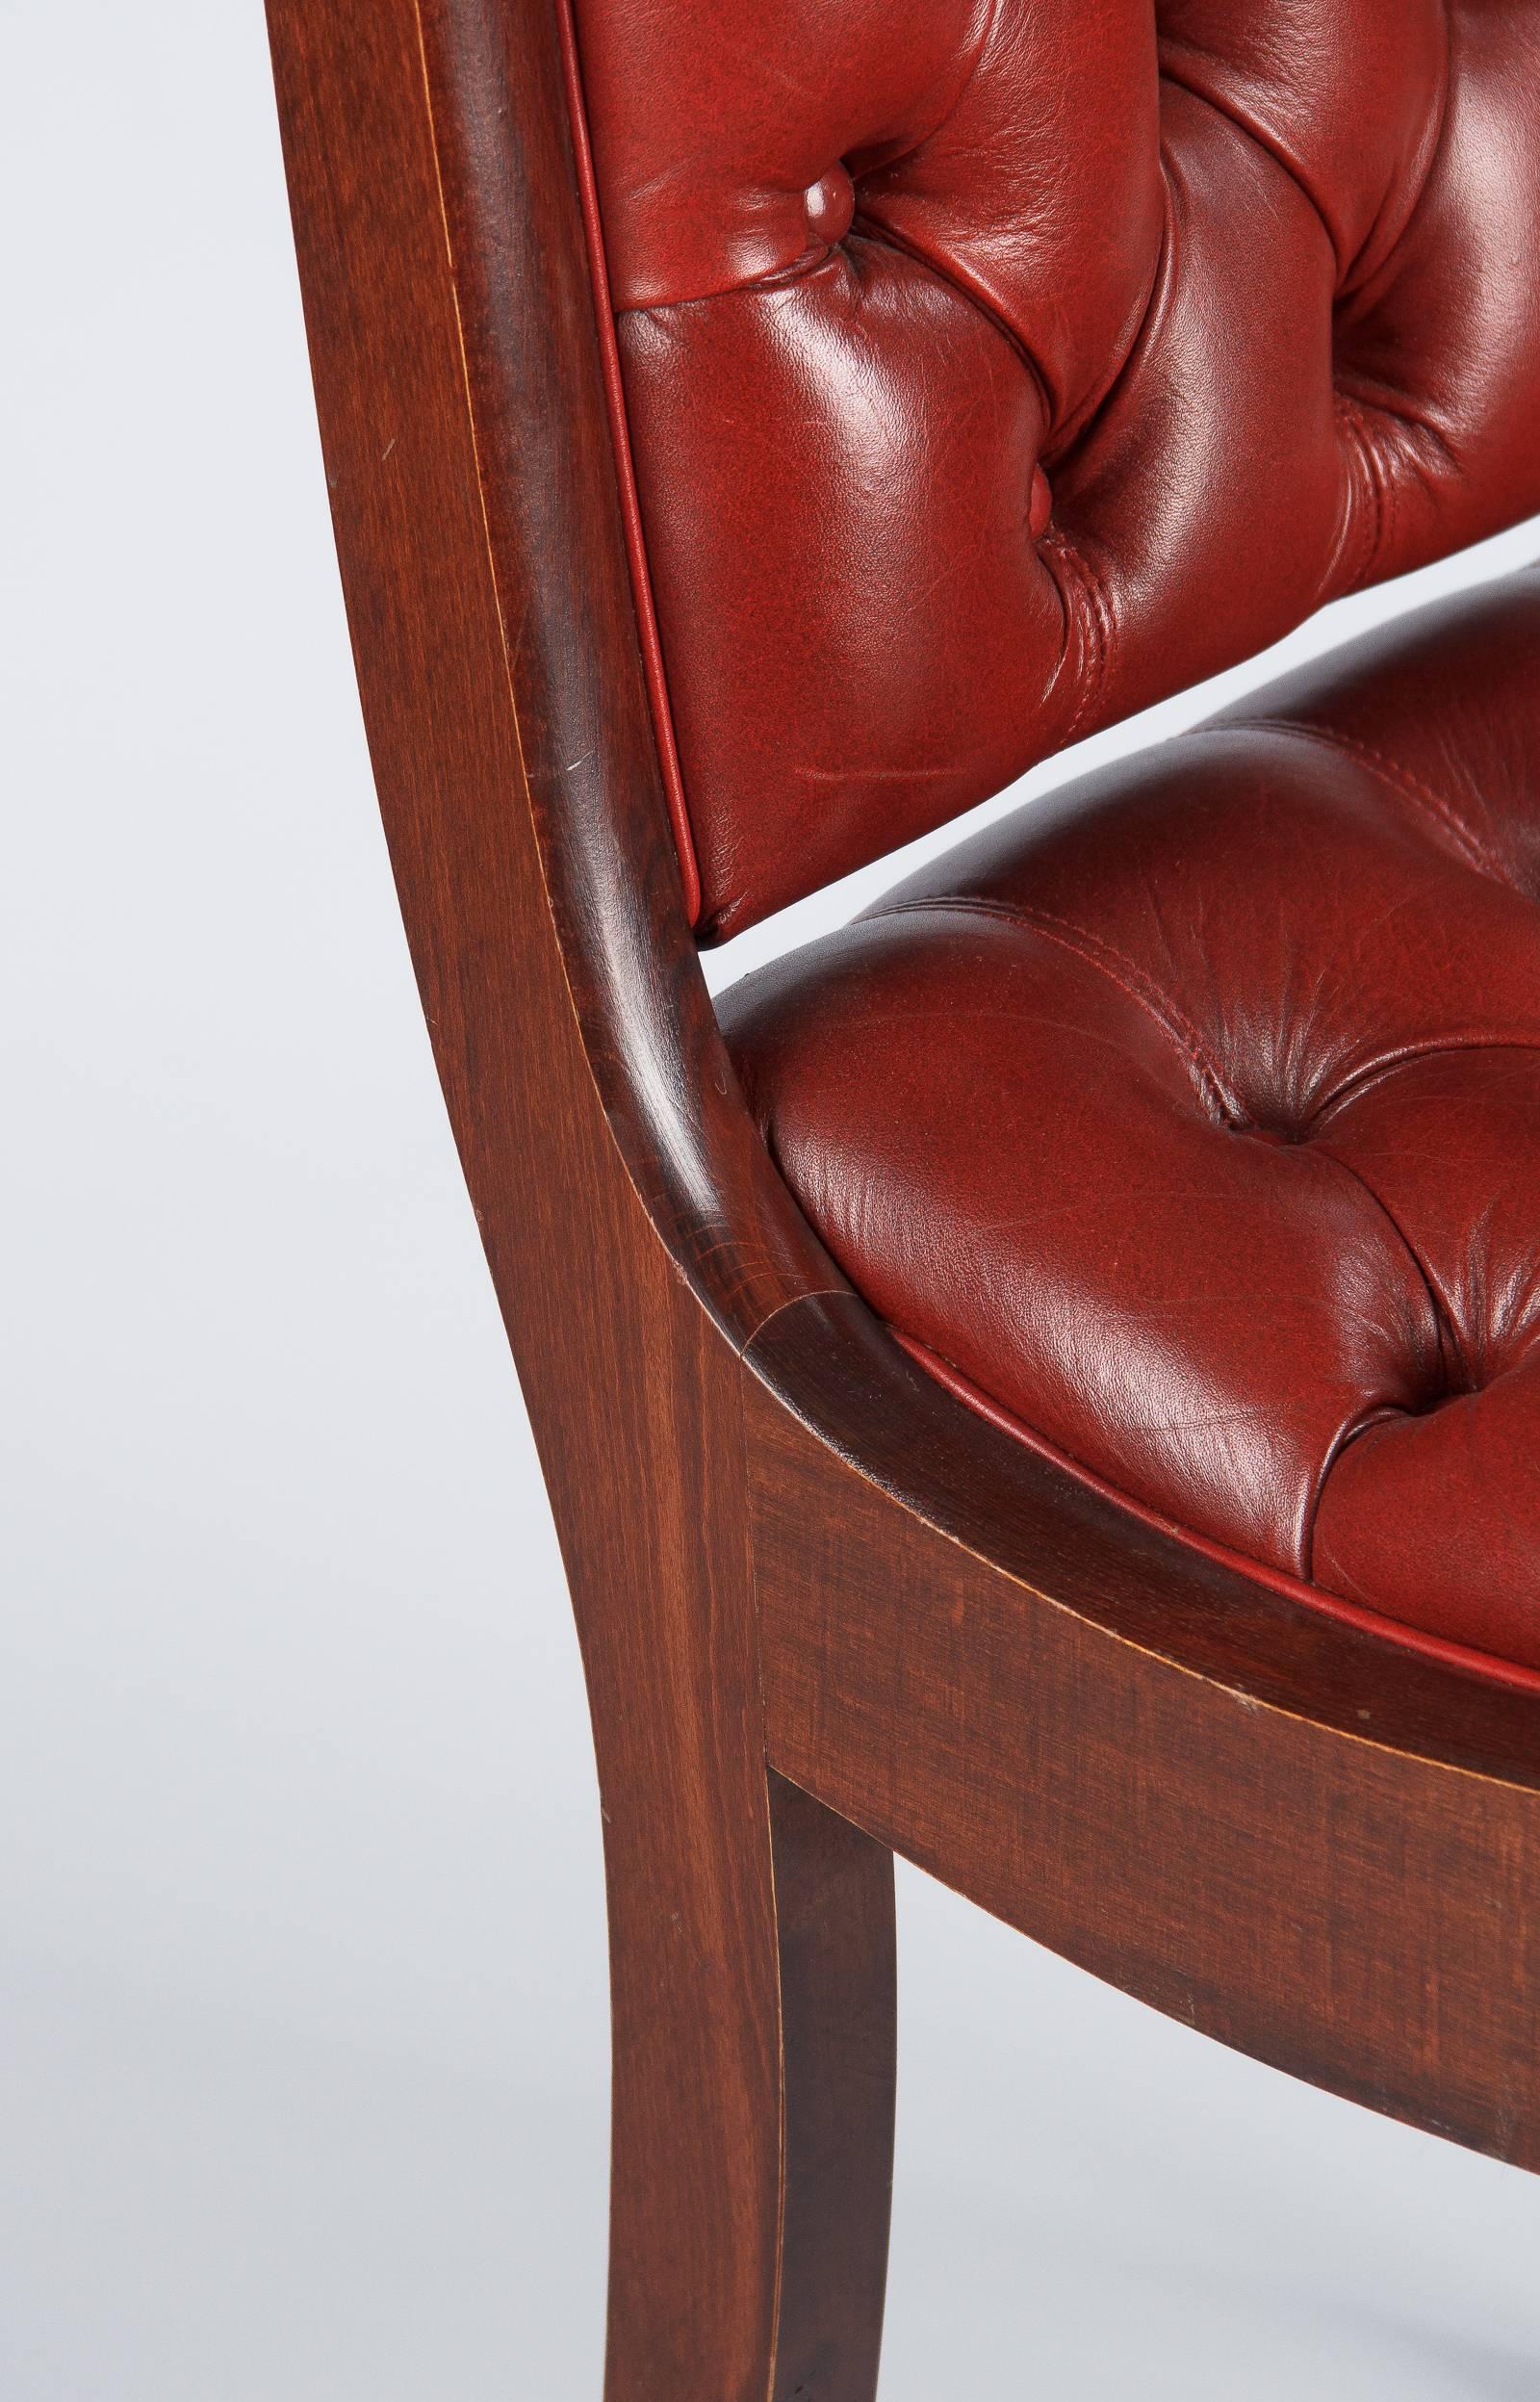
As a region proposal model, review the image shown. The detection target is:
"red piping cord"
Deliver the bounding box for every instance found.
[554,0,704,925]
[892,1330,1540,1700]
[554,17,1538,1707]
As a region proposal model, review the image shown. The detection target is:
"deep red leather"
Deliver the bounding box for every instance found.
[571,0,1540,938]
[720,575,1540,1669]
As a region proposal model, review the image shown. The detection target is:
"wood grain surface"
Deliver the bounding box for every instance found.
[264,1,1540,2391]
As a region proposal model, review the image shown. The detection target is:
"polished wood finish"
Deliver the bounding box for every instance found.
[769,1769,897,2401]
[264,0,1540,2390]
[748,1295,1540,2171]
[266,4,886,2391]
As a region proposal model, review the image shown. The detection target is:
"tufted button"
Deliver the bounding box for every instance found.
[1028,464,1052,539]
[578,0,1540,940]
[804,164,855,248]
[721,570,1540,1666]
[1242,1119,1305,1147]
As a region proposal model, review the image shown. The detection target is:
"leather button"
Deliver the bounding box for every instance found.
[805,164,855,247]
[1028,465,1052,538]
[721,567,1540,1662]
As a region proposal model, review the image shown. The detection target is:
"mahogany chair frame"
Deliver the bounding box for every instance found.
[265,2,1540,2393]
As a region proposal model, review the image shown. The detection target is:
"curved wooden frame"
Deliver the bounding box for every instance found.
[265,2,1540,2393]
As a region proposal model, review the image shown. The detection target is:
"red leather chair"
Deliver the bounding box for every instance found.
[266,1,1540,2391]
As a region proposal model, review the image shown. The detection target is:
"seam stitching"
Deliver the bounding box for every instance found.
[1241,717,1508,882]
[1042,534,1111,750]
[1159,52,1338,264]
[871,893,1241,1124]
[1331,397,1382,592]
[1299,1135,1451,1576]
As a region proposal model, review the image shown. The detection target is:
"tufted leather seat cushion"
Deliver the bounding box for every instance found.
[720,574,1540,1672]
[571,0,1540,939]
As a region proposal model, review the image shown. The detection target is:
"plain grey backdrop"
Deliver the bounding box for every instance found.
[5,3,1540,2394]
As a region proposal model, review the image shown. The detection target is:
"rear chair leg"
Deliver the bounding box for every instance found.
[769,1770,897,2402]
[602,1768,896,2402]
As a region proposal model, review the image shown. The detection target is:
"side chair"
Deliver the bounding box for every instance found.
[264,1,1540,2393]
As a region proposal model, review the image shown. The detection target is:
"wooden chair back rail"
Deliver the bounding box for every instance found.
[265,1,1540,2393]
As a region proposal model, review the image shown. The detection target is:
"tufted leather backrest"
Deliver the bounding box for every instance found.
[566,0,1540,942]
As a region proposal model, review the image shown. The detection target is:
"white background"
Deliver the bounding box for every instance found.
[5,4,1540,2394]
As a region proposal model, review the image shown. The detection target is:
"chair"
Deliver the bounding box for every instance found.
[264,1,1540,2391]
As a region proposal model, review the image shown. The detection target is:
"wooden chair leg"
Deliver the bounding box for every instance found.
[769,1769,897,2402]
[602,1763,896,2402]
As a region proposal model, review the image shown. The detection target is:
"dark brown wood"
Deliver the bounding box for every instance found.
[746,1293,1540,2172]
[264,3,892,2393]
[415,0,845,1346]
[263,0,1540,2389]
[769,1770,897,2402]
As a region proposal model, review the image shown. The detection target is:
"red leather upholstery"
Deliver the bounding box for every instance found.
[571,0,1540,938]
[720,575,1540,1670]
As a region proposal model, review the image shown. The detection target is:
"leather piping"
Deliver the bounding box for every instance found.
[553,0,704,923]
[869,893,1245,1124]
[891,1329,1540,1697]
[1242,716,1510,881]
